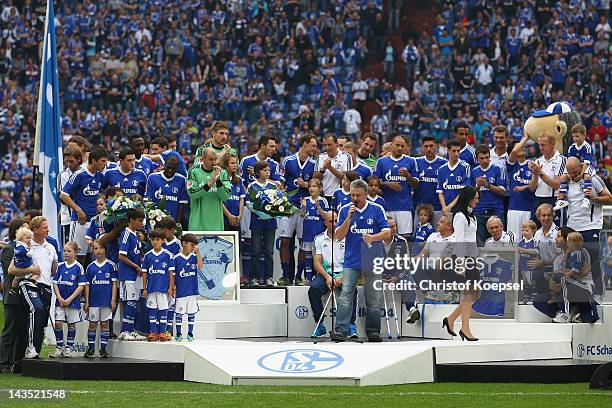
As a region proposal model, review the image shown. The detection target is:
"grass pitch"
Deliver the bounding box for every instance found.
[1,302,611,407]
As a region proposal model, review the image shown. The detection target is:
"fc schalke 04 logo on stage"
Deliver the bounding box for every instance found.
[257,349,344,373]
[576,344,585,358]
[295,306,309,319]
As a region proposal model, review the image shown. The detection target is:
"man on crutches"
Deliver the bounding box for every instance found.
[308,214,358,338]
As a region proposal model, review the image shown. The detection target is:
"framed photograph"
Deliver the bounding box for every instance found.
[186,231,241,303]
[472,248,520,319]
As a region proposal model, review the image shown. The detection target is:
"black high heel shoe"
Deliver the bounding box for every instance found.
[442,317,457,337]
[459,330,479,341]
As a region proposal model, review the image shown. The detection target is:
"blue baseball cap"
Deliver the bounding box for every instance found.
[532,101,572,118]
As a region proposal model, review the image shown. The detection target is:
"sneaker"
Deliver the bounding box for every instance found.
[62,348,72,358]
[147,332,158,342]
[349,324,358,338]
[161,332,172,342]
[175,334,183,342]
[165,331,172,339]
[553,312,570,323]
[99,350,110,358]
[553,200,569,211]
[48,347,64,359]
[131,331,147,341]
[25,347,39,359]
[330,331,346,343]
[249,278,260,286]
[570,313,582,323]
[313,324,327,338]
[83,349,95,359]
[187,334,194,341]
[118,331,133,341]
[276,277,291,286]
[294,277,305,286]
[265,278,275,287]
[406,306,421,324]
[367,333,383,342]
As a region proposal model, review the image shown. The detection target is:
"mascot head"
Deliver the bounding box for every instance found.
[524,102,582,154]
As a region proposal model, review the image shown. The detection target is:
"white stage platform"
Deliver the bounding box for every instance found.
[106,288,612,386]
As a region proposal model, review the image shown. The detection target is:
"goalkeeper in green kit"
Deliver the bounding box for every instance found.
[187,147,231,231]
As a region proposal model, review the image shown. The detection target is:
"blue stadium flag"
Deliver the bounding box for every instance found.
[33,0,62,246]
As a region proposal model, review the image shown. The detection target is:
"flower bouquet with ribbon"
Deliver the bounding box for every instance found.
[247,188,300,219]
[100,195,143,224]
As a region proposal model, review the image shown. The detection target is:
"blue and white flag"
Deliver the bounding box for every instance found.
[33,0,62,245]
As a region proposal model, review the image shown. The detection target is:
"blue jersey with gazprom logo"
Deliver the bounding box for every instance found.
[436,160,473,206]
[459,145,477,168]
[507,160,534,212]
[415,156,448,210]
[302,197,329,242]
[53,261,87,309]
[412,222,435,256]
[247,180,278,230]
[135,156,156,177]
[197,236,234,300]
[225,178,246,218]
[103,168,147,196]
[142,249,175,294]
[145,173,189,220]
[240,154,281,189]
[473,257,513,316]
[118,228,141,281]
[568,142,594,166]
[471,164,505,214]
[280,154,318,205]
[173,252,199,298]
[332,188,351,212]
[86,259,117,308]
[374,155,418,211]
[62,168,104,220]
[337,201,389,270]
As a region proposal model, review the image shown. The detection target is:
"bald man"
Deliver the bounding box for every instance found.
[186,148,231,231]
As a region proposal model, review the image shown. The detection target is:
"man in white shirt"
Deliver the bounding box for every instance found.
[528,133,567,224]
[475,57,494,94]
[393,83,409,117]
[484,216,515,248]
[343,103,362,138]
[351,72,368,112]
[531,203,559,294]
[315,134,351,201]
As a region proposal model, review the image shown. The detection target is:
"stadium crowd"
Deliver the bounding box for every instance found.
[0,0,610,364]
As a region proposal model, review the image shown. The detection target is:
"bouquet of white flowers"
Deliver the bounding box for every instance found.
[100,195,142,224]
[247,188,300,219]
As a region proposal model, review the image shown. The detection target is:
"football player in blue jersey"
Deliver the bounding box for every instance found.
[453,122,477,168]
[49,242,87,358]
[103,148,147,197]
[129,137,156,177]
[173,234,203,341]
[145,136,187,177]
[506,133,535,239]
[84,241,117,358]
[437,141,473,215]
[331,179,390,342]
[472,144,506,244]
[414,136,447,221]
[61,145,109,264]
[142,229,175,342]
[145,156,188,223]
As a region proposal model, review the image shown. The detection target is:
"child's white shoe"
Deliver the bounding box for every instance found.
[48,347,64,358]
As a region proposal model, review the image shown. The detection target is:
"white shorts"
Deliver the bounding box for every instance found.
[87,306,113,322]
[147,292,169,310]
[300,241,314,251]
[55,307,84,324]
[69,220,92,255]
[278,213,303,239]
[174,295,200,315]
[119,279,142,302]
[507,210,532,241]
[241,206,252,239]
[387,210,414,235]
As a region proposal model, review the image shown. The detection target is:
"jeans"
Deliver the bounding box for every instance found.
[251,229,275,280]
[334,268,381,336]
[308,274,357,324]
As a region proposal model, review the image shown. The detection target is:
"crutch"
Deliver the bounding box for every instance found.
[382,289,392,339]
[311,291,333,338]
[390,289,401,339]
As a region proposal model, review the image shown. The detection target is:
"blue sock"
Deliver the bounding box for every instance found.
[158,309,168,334]
[281,261,292,279]
[122,301,136,333]
[148,308,158,334]
[54,328,64,348]
[242,239,252,279]
[167,308,174,334]
[175,314,183,336]
[100,330,109,351]
[304,250,313,281]
[87,329,96,351]
[67,327,76,350]
[188,314,195,336]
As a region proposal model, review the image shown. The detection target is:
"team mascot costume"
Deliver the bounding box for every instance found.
[523,101,582,154]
